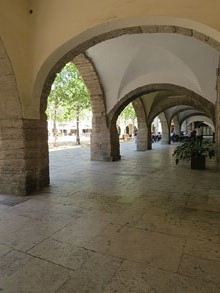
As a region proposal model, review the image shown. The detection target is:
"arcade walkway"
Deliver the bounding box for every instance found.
[0,142,220,292]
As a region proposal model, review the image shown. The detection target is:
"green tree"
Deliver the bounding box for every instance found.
[117,103,137,138]
[118,103,136,124]
[47,62,90,145]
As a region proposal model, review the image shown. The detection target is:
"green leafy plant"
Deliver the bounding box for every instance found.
[172,140,215,165]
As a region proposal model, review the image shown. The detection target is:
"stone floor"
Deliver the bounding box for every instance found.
[0,141,220,292]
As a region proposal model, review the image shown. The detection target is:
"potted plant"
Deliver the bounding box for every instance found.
[172,139,215,169]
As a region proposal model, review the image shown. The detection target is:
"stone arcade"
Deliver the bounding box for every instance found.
[1,2,220,195]
[1,1,220,291]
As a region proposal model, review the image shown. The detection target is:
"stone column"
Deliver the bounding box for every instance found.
[174,125,181,136]
[173,116,181,136]
[181,120,187,135]
[215,65,220,169]
[132,98,149,151]
[91,115,110,161]
[110,119,121,161]
[161,123,170,144]
[159,113,170,144]
[136,122,148,151]
[0,118,49,195]
[91,113,117,161]
[147,125,152,150]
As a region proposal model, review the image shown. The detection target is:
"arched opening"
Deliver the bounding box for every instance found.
[108,84,215,159]
[34,21,220,110]
[151,116,162,143]
[26,21,220,194]
[117,103,137,142]
[46,62,91,149]
[2,8,220,290]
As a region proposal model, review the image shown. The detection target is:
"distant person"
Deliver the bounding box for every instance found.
[134,130,138,143]
[157,132,161,142]
[152,132,156,143]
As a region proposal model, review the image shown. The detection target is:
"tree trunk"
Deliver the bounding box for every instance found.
[76,104,80,145]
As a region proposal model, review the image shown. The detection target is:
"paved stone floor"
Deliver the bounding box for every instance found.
[0,142,220,292]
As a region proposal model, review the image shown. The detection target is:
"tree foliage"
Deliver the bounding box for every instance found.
[118,103,136,123]
[47,62,90,123]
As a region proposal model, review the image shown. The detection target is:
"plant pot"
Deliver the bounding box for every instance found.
[191,156,206,170]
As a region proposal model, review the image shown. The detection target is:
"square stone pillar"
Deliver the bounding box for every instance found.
[90,115,112,161]
[0,119,49,195]
[91,113,121,162]
[173,122,181,136]
[161,121,170,144]
[136,123,149,151]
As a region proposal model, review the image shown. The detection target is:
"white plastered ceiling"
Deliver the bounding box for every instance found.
[87,33,219,114]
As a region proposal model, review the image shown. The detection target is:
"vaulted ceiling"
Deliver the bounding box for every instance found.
[87,33,219,123]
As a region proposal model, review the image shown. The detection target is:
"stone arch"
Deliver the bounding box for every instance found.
[148,88,214,125]
[108,83,215,155]
[2,16,220,195]
[35,20,220,120]
[164,106,214,134]
[168,107,199,137]
[72,54,111,161]
[42,53,107,121]
[185,116,215,132]
[42,52,113,161]
[73,54,106,113]
[109,97,134,161]
[179,112,213,128]
[150,99,210,124]
[28,20,220,194]
[36,24,218,162]
[169,107,200,124]
[108,84,214,123]
[109,96,151,159]
[132,98,147,124]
